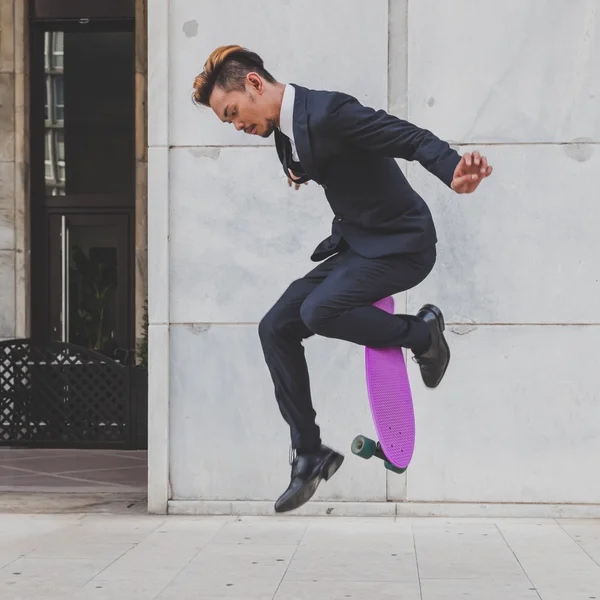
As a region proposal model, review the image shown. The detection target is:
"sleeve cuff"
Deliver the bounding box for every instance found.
[431,150,461,188]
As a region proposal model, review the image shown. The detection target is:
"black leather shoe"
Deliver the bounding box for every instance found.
[274,444,344,513]
[413,304,450,388]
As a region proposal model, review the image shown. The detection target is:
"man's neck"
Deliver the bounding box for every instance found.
[273,82,287,128]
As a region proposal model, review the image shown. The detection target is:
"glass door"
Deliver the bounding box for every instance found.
[48,214,130,358]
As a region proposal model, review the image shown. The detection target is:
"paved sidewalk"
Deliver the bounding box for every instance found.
[0,449,147,493]
[1,514,600,599]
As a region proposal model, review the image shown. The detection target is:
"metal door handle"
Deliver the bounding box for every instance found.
[60,216,69,342]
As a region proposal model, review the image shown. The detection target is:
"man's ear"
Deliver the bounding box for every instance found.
[246,72,263,94]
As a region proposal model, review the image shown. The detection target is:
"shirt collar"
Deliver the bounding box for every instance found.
[279,83,296,143]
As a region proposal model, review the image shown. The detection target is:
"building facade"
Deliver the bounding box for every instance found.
[1,2,148,452]
[148,0,600,516]
[1,1,599,516]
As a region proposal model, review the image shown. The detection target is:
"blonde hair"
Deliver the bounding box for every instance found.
[192,45,276,106]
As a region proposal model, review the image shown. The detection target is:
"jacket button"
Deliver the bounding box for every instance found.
[336,215,343,222]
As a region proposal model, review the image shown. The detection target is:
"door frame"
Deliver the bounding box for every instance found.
[29,0,135,21]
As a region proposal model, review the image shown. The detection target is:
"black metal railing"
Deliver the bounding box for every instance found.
[0,339,146,449]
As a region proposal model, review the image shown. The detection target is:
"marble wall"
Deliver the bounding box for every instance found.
[148,0,600,512]
[0,0,27,340]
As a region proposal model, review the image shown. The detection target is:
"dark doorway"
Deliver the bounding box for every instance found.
[30,19,136,360]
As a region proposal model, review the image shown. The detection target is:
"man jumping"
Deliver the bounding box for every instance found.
[192,45,493,513]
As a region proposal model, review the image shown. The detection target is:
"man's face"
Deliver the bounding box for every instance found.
[209,75,276,138]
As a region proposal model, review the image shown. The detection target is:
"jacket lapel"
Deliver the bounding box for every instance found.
[291,84,321,184]
[274,128,289,179]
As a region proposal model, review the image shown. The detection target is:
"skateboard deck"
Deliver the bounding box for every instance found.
[351,296,415,473]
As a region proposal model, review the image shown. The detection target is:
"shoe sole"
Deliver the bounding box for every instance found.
[420,304,451,388]
[274,452,345,514]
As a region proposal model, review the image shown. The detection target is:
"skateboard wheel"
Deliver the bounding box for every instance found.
[384,460,407,475]
[351,435,377,459]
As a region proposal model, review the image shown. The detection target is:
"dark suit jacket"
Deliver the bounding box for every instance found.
[274,84,461,262]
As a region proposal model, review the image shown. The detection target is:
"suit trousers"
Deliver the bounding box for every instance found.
[258,244,437,452]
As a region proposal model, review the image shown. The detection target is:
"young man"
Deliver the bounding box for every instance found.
[193,45,493,513]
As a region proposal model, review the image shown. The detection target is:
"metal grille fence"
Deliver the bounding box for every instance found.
[0,340,137,448]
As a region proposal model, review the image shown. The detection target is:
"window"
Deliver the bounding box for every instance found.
[53,76,64,122]
[44,32,64,71]
[52,32,64,69]
[44,130,66,195]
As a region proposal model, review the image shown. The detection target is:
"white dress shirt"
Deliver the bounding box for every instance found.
[279,84,300,163]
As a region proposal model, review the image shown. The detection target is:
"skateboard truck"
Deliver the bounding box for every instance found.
[351,434,407,475]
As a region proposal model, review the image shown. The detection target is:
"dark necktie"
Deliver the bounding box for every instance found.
[282,133,310,184]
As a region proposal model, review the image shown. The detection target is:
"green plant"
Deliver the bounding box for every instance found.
[137,298,148,368]
[70,245,116,351]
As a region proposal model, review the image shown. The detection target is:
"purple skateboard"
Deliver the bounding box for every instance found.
[351,296,415,474]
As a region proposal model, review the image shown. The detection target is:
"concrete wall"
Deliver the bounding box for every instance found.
[148,0,600,514]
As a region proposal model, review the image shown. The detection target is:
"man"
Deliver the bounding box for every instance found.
[192,45,493,513]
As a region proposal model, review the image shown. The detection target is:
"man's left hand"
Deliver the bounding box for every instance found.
[451,151,493,194]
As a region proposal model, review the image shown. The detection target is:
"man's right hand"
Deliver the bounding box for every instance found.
[288,178,308,191]
[288,168,309,191]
